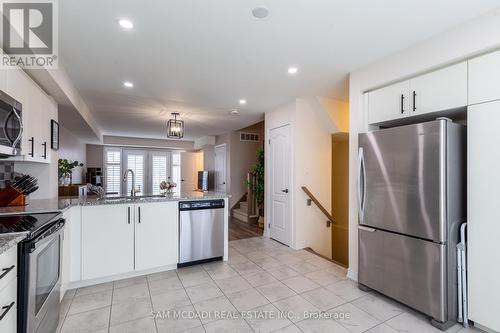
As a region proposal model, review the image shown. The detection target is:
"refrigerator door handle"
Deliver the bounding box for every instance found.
[357,147,366,221]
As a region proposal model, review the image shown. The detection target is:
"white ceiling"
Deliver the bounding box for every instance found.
[60,0,500,140]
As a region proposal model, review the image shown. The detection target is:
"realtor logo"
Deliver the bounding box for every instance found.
[0,0,58,68]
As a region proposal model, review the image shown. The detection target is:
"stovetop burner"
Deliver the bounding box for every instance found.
[0,212,62,238]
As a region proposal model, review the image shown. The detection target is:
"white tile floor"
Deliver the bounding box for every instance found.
[57,237,481,333]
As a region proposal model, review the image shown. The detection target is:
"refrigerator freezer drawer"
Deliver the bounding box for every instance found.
[358,227,446,322]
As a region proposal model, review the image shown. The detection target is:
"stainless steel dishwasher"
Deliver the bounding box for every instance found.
[178,199,225,267]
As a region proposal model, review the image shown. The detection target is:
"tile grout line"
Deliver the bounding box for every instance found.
[145,274,160,333]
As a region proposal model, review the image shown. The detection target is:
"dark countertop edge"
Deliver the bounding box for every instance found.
[0,232,28,255]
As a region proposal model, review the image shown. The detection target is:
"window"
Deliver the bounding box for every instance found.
[171,151,181,193]
[105,148,121,194]
[124,151,145,195]
[151,153,169,194]
[103,147,177,195]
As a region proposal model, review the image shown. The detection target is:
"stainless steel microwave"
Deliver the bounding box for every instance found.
[0,90,22,157]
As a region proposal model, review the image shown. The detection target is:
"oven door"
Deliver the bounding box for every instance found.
[23,221,64,333]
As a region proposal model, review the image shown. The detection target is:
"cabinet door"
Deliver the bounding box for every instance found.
[37,93,54,163]
[135,202,178,270]
[409,62,467,116]
[82,204,134,280]
[468,101,500,332]
[468,50,500,105]
[368,80,410,124]
[6,69,39,161]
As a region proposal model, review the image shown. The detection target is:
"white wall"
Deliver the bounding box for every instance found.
[265,99,332,258]
[59,125,86,184]
[348,8,500,280]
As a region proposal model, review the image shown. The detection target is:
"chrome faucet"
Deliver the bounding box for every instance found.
[123,169,137,197]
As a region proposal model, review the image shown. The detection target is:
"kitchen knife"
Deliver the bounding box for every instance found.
[13,176,35,190]
[24,186,38,195]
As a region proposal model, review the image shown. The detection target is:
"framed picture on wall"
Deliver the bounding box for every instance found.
[51,120,59,150]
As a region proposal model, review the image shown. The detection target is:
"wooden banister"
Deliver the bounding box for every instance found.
[301,186,334,226]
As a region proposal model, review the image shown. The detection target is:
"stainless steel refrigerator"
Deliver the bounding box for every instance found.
[357,118,466,330]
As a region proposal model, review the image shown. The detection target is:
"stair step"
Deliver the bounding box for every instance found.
[239,202,248,210]
[232,208,249,223]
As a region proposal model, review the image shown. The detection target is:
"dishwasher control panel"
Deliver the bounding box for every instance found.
[179,199,225,210]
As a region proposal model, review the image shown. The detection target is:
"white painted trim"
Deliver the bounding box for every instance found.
[293,240,308,250]
[347,268,358,282]
[63,264,177,290]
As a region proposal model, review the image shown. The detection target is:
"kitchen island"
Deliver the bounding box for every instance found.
[0,191,230,294]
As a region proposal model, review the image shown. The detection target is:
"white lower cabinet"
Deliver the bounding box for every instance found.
[468,101,500,332]
[135,202,178,271]
[0,246,17,333]
[81,201,178,281]
[82,204,135,280]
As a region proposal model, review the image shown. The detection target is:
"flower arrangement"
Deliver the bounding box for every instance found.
[160,177,177,194]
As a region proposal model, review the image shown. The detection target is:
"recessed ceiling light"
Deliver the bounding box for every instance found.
[118,18,134,30]
[230,109,239,115]
[239,99,247,105]
[123,81,134,88]
[252,7,269,19]
[288,67,298,75]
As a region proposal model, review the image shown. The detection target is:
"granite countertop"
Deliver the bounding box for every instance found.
[0,191,230,216]
[0,232,27,255]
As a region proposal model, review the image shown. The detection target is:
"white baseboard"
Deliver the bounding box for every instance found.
[293,240,308,250]
[474,323,499,333]
[62,264,177,290]
[347,268,358,282]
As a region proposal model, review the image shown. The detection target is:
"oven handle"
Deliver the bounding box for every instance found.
[28,219,65,253]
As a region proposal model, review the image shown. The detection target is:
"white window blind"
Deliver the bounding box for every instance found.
[105,149,121,194]
[126,154,144,195]
[151,155,167,194]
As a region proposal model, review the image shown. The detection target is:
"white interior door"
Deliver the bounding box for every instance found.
[214,144,227,193]
[181,152,198,192]
[269,125,291,245]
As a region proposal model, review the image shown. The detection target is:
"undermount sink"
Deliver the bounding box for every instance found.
[97,194,168,202]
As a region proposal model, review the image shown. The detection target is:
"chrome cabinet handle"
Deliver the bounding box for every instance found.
[412,91,417,112]
[127,207,131,224]
[281,189,288,193]
[400,94,405,114]
[0,265,14,280]
[0,301,14,321]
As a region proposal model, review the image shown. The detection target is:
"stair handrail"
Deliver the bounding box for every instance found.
[301,186,334,227]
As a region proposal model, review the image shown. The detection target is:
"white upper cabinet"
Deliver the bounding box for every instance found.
[368,62,467,124]
[409,62,467,115]
[368,80,410,124]
[134,202,178,271]
[468,49,500,105]
[81,204,135,280]
[2,67,55,163]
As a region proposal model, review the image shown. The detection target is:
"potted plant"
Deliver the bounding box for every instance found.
[58,159,84,186]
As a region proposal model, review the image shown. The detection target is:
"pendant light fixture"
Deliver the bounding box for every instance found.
[166,112,184,139]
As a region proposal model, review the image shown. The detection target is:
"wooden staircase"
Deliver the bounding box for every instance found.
[232,200,250,223]
[231,172,259,223]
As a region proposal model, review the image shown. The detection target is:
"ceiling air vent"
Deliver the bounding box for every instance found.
[240,132,260,142]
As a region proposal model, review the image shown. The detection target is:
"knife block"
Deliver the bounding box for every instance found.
[0,186,29,206]
[7,194,28,206]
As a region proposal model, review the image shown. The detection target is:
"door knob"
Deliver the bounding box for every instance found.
[282,189,289,193]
